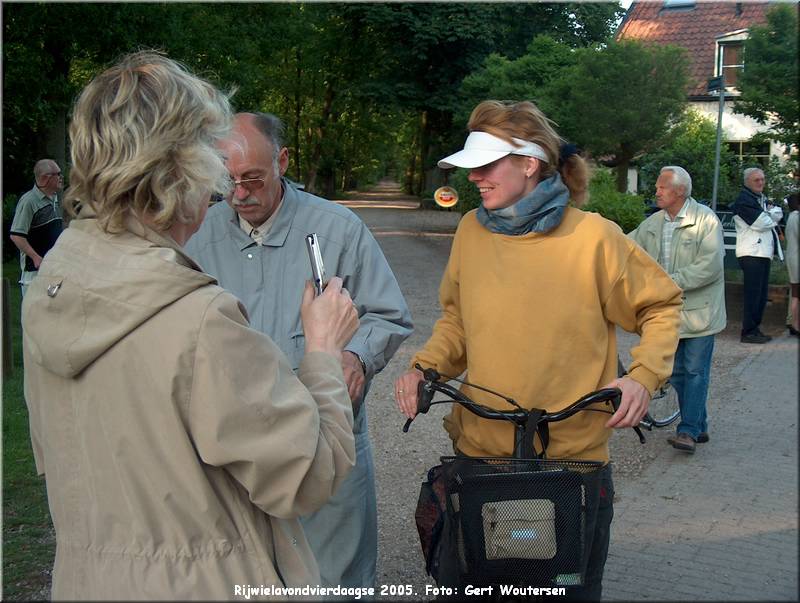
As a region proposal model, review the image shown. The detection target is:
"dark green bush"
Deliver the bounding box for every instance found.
[581,169,647,233]
[638,110,737,205]
[450,169,483,215]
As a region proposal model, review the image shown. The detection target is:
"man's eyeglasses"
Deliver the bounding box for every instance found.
[44,172,63,179]
[222,176,268,200]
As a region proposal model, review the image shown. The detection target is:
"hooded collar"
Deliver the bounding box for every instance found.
[22,214,216,378]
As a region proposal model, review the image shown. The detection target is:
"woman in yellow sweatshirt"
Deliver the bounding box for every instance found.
[394,100,682,600]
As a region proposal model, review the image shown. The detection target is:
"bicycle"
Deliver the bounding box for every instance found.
[402,363,641,592]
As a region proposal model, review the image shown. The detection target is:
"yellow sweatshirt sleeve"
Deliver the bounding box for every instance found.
[411,222,468,378]
[603,242,683,394]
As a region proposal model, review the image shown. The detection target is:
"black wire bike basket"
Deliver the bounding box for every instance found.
[428,456,605,588]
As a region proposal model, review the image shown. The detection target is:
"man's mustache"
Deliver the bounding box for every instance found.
[231,197,260,207]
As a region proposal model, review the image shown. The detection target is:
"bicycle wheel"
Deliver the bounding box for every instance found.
[644,381,680,428]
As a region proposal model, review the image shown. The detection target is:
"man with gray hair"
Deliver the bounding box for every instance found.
[9,159,64,296]
[732,167,783,343]
[629,166,726,453]
[186,112,413,588]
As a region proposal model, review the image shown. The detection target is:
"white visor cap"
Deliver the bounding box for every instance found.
[437,131,550,169]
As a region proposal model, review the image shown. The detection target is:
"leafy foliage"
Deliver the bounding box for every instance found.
[4,194,20,262]
[448,169,483,215]
[638,110,737,205]
[762,155,799,205]
[734,4,799,151]
[2,3,622,200]
[551,40,689,192]
[456,35,578,126]
[581,169,647,233]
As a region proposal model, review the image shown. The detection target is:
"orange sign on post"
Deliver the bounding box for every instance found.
[434,186,459,208]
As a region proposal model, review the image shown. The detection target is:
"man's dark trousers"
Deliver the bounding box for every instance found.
[738,255,771,336]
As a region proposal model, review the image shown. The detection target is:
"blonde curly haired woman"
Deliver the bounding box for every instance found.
[22,51,359,599]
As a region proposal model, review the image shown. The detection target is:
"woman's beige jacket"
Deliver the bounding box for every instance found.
[21,218,355,600]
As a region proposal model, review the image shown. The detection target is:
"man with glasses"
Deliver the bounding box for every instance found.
[10,158,64,296]
[732,167,784,344]
[185,112,412,589]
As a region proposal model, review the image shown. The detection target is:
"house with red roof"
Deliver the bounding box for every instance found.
[617,0,780,170]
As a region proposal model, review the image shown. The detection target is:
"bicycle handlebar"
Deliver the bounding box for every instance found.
[403,364,624,434]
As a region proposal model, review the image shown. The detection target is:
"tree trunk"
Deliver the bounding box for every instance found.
[405,125,419,194]
[44,108,68,171]
[321,169,336,199]
[305,82,336,195]
[42,37,70,171]
[415,110,429,196]
[616,158,630,193]
[293,48,302,181]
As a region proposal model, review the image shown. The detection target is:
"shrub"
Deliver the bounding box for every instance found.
[449,169,483,215]
[581,169,647,233]
[638,109,737,205]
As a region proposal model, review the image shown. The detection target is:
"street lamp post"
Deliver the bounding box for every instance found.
[708,74,725,211]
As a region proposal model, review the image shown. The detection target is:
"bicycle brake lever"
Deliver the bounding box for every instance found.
[414,362,441,382]
[609,389,647,444]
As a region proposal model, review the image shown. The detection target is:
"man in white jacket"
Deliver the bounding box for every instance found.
[732,167,783,344]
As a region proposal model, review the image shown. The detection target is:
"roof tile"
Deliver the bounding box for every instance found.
[617,0,771,95]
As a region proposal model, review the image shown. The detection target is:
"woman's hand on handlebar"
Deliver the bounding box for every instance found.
[395,369,424,418]
[603,376,650,428]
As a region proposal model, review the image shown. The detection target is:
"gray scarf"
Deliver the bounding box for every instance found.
[476,172,570,235]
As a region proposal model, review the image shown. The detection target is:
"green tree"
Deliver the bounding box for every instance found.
[552,40,689,192]
[2,3,623,202]
[457,35,577,125]
[2,3,261,195]
[734,4,799,153]
[638,109,737,204]
[354,2,622,195]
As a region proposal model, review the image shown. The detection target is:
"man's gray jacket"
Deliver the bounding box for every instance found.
[185,181,413,392]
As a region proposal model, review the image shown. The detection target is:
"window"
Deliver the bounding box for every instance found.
[727,140,770,168]
[663,0,695,8]
[718,41,744,89]
[715,30,748,91]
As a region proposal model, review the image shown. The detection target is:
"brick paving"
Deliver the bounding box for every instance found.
[605,330,799,601]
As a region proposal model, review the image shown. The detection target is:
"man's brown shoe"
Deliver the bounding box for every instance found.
[667,432,696,453]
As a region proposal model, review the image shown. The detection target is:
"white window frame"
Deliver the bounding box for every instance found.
[715,30,748,92]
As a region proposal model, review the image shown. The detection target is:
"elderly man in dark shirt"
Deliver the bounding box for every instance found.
[10,158,64,296]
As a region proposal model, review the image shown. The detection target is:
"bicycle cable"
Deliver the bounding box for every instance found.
[416,363,523,410]
[418,364,616,417]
